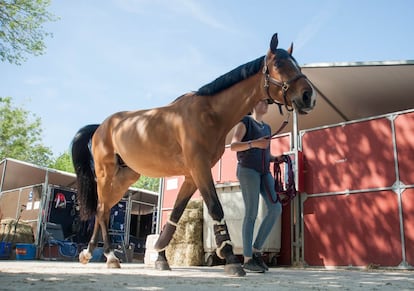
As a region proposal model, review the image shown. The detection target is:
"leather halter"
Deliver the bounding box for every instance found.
[262,55,307,114]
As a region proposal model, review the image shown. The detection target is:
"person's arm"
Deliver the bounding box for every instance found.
[230,122,270,152]
[230,122,250,152]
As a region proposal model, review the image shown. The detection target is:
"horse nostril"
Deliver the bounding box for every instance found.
[302,91,311,106]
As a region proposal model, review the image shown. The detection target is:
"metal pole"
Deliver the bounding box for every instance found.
[389,114,408,267]
[293,111,298,151]
[125,194,132,246]
[155,178,164,234]
[37,170,50,247]
[0,159,7,193]
[292,110,301,265]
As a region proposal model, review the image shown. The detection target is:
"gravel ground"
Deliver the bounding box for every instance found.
[0,261,413,291]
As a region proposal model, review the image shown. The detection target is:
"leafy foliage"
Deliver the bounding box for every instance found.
[0,96,53,166]
[133,176,160,193]
[50,150,74,173]
[0,0,57,65]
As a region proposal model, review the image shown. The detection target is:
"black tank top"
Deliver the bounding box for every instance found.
[237,116,271,174]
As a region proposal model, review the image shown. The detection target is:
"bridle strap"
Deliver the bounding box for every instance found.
[262,56,308,114]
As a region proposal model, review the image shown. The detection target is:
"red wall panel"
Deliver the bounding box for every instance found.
[161,210,172,229]
[219,147,238,183]
[395,112,414,185]
[303,191,402,266]
[161,176,202,226]
[270,134,291,156]
[211,160,220,182]
[303,118,395,194]
[163,176,186,209]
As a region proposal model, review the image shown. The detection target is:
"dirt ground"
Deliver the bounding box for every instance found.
[0,261,413,291]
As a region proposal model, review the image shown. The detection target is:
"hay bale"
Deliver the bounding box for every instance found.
[0,219,34,244]
[166,243,204,266]
[166,199,204,266]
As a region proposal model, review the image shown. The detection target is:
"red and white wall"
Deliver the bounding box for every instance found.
[301,110,414,267]
[160,109,414,268]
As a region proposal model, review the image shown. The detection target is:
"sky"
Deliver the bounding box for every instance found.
[1,0,413,157]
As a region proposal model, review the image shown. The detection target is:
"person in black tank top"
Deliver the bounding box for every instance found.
[230,98,283,273]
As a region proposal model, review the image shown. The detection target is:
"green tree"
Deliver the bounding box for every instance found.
[133,176,160,193]
[0,96,53,166]
[0,0,57,65]
[50,150,74,173]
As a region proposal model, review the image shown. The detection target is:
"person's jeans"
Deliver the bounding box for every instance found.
[237,164,282,258]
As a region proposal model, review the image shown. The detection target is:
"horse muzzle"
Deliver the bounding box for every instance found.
[292,89,316,114]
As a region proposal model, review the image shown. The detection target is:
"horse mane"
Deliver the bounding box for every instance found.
[196,55,264,96]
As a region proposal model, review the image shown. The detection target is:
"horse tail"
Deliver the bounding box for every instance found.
[71,124,100,220]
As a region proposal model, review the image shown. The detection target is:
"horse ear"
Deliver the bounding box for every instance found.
[270,33,278,53]
[287,42,294,55]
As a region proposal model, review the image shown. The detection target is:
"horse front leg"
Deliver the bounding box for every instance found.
[97,164,139,268]
[195,170,245,277]
[206,192,246,276]
[154,178,197,270]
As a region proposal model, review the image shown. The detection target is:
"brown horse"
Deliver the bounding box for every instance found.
[71,33,316,276]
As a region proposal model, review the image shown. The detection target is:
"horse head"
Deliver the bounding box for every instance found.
[262,33,316,114]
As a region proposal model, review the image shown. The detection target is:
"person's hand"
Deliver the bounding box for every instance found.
[253,136,270,149]
[272,155,284,163]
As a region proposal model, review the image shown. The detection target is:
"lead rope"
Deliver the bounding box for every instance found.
[270,112,290,138]
[273,154,297,205]
[262,154,297,205]
[261,114,291,205]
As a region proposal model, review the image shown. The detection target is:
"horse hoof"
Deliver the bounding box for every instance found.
[79,250,91,264]
[155,260,171,271]
[106,259,121,269]
[224,263,246,277]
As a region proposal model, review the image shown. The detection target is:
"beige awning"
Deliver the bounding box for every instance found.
[226,60,414,143]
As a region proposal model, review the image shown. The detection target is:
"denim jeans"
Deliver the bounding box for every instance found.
[237,164,282,258]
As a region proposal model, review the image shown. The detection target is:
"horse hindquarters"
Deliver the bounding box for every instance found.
[71,124,100,220]
[71,124,101,265]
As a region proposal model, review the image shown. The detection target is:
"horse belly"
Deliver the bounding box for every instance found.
[113,134,186,178]
[125,155,187,178]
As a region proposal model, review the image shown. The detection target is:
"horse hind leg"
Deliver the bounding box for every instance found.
[153,179,197,271]
[79,211,120,268]
[100,208,121,268]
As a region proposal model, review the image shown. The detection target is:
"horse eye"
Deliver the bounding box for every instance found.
[274,59,287,69]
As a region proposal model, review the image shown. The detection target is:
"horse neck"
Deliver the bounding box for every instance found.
[211,73,265,133]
